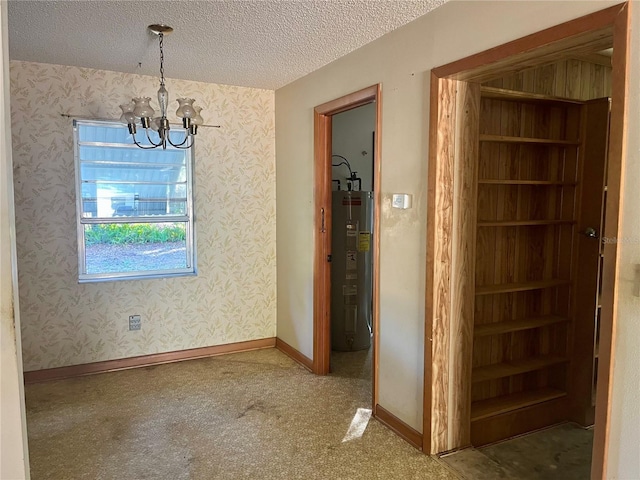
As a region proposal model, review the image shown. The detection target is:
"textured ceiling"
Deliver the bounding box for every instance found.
[8,0,447,90]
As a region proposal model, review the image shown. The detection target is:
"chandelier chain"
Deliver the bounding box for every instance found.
[159,33,165,86]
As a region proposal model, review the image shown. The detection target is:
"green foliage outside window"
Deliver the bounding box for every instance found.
[85,223,186,245]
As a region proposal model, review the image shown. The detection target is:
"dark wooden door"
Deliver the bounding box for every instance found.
[569,97,610,426]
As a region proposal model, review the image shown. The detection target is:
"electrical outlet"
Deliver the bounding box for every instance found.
[129,315,141,331]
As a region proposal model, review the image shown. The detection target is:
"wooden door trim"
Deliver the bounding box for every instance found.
[313,109,332,376]
[313,84,382,410]
[432,3,622,82]
[593,4,630,478]
[423,6,629,480]
[424,75,480,454]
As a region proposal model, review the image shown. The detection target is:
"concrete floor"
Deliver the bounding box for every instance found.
[440,423,594,480]
[330,346,372,383]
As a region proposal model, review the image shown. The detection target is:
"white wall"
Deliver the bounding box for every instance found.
[276,4,638,475]
[332,103,376,192]
[0,2,29,478]
[11,62,276,371]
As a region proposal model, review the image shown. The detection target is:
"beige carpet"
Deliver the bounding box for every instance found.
[25,348,459,480]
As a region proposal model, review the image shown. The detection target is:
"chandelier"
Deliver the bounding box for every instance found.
[119,25,203,150]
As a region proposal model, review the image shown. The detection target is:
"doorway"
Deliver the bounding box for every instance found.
[423,4,628,480]
[313,85,381,411]
[329,103,376,384]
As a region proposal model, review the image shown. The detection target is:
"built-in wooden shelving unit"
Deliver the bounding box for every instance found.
[470,87,585,445]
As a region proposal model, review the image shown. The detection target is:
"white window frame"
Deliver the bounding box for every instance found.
[74,119,196,282]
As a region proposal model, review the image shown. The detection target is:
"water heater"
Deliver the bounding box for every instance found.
[331,190,373,351]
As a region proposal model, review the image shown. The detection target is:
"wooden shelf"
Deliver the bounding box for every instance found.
[478,180,576,186]
[474,315,569,337]
[480,86,584,106]
[479,134,580,146]
[472,355,569,383]
[477,219,574,227]
[476,279,570,295]
[471,387,567,422]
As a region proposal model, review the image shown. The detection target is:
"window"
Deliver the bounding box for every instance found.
[74,120,196,282]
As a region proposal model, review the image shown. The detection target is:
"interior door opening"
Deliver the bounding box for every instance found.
[313,85,381,413]
[440,59,612,480]
[329,104,375,384]
[424,5,628,480]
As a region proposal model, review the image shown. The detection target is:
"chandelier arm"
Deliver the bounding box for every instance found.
[132,133,161,150]
[184,136,195,149]
[167,132,190,148]
[143,127,165,148]
[182,137,195,149]
[167,134,194,150]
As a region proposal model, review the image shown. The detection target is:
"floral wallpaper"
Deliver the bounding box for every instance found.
[10,61,276,371]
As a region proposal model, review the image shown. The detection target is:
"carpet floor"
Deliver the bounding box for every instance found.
[25,348,460,480]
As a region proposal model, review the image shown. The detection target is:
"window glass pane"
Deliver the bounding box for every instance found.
[80,163,185,182]
[80,182,187,217]
[83,223,188,274]
[78,123,131,143]
[78,145,186,165]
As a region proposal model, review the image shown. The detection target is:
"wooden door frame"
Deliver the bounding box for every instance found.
[313,84,382,409]
[423,4,629,480]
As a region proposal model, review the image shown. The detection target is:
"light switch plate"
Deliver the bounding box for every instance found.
[392,193,412,209]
